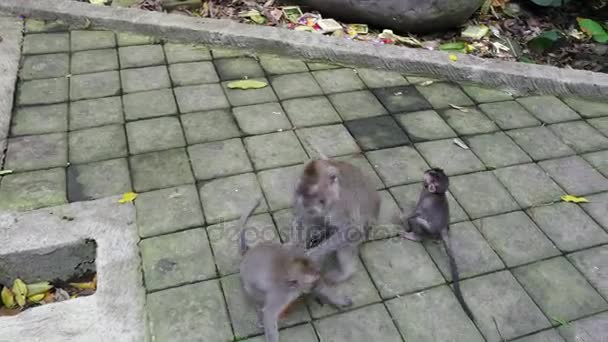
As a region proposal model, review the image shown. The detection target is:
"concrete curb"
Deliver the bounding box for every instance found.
[0,197,146,342]
[1,0,608,99]
[0,15,22,168]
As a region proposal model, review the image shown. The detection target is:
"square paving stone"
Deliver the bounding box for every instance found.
[335,154,384,190]
[395,110,457,142]
[221,273,310,338]
[168,61,219,86]
[513,330,565,342]
[20,53,69,80]
[181,109,240,144]
[164,43,212,63]
[200,173,268,224]
[461,85,513,103]
[465,132,532,169]
[558,312,608,342]
[141,228,216,291]
[314,304,403,342]
[70,96,123,130]
[366,146,429,187]
[539,156,608,195]
[175,83,230,112]
[386,285,484,342]
[588,116,608,136]
[116,32,160,46]
[583,150,608,177]
[241,324,318,342]
[425,221,504,280]
[17,77,68,105]
[369,190,404,240]
[460,271,551,341]
[214,57,264,80]
[361,239,444,298]
[297,124,360,158]
[69,124,127,164]
[450,172,520,219]
[130,148,194,192]
[517,96,580,123]
[416,139,485,176]
[528,202,608,252]
[233,102,292,135]
[67,158,131,201]
[258,164,303,211]
[0,168,67,211]
[189,138,252,180]
[494,163,564,208]
[270,73,324,100]
[549,121,608,153]
[406,76,441,84]
[118,45,165,68]
[24,19,69,33]
[207,213,277,275]
[372,86,431,113]
[245,131,308,170]
[222,78,277,106]
[282,96,341,127]
[580,192,608,230]
[306,62,340,70]
[312,68,366,93]
[22,33,69,54]
[474,211,559,267]
[71,30,116,51]
[70,71,121,100]
[568,245,608,298]
[5,133,67,171]
[513,257,608,321]
[258,54,309,75]
[562,96,608,118]
[71,49,119,74]
[308,258,381,318]
[356,68,409,88]
[135,184,204,237]
[390,183,469,223]
[345,116,409,151]
[126,117,185,154]
[123,88,178,120]
[416,82,474,109]
[271,209,295,243]
[11,103,68,135]
[328,90,388,120]
[507,126,575,161]
[479,100,541,130]
[210,47,246,59]
[120,66,171,93]
[146,280,233,342]
[440,107,499,135]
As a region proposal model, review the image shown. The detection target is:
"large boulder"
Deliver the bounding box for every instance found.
[290,0,484,33]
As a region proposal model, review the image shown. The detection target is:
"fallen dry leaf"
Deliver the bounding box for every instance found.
[0,170,13,176]
[26,281,53,296]
[12,279,27,308]
[560,194,589,203]
[453,138,470,149]
[419,80,434,86]
[1,287,15,308]
[449,104,469,112]
[27,293,45,303]
[449,54,458,62]
[118,192,138,203]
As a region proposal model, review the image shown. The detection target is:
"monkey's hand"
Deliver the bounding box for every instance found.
[312,284,353,310]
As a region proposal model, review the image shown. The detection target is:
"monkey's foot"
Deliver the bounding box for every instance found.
[332,295,353,310]
[401,231,423,242]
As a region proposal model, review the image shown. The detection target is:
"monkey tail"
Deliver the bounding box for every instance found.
[440,229,475,323]
[238,197,262,256]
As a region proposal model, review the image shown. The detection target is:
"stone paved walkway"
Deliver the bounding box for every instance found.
[1,19,608,342]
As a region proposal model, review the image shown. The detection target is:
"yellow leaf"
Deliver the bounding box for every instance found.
[89,0,108,5]
[561,195,589,203]
[27,293,46,303]
[12,279,27,308]
[227,80,268,90]
[449,54,458,62]
[70,275,96,290]
[26,281,53,296]
[1,287,15,308]
[118,192,138,203]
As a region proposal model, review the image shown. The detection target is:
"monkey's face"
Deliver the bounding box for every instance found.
[423,168,449,194]
[288,257,321,292]
[296,162,340,217]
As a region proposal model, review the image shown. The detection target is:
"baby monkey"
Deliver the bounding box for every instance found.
[400,168,475,322]
[239,198,352,342]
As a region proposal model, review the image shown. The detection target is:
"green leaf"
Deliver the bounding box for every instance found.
[577,18,608,43]
[439,42,467,51]
[227,80,268,90]
[461,25,490,40]
[551,316,571,326]
[528,30,561,53]
[529,0,569,7]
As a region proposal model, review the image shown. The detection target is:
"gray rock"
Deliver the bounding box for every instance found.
[291,0,483,33]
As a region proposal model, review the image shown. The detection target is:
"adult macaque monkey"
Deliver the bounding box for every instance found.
[239,198,352,342]
[399,168,475,321]
[291,153,380,284]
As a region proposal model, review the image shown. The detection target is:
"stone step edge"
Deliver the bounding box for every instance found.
[1,0,608,99]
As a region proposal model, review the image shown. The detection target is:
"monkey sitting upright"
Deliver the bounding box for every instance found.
[399,168,475,322]
[239,198,352,342]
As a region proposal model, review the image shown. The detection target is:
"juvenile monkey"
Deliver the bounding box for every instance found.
[239,198,352,342]
[399,168,475,322]
[292,156,380,284]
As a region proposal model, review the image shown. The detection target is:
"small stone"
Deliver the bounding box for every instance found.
[129,148,194,192]
[0,168,67,211]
